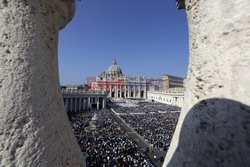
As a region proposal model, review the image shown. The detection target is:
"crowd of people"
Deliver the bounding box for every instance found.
[114,102,181,114]
[68,110,154,167]
[68,112,93,137]
[121,112,179,152]
[67,101,180,166]
[112,102,180,152]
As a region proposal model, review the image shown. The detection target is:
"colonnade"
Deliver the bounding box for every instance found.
[108,84,147,99]
[63,95,106,112]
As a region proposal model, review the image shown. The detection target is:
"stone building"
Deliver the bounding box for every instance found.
[147,88,185,107]
[161,74,184,90]
[148,74,184,92]
[91,59,148,99]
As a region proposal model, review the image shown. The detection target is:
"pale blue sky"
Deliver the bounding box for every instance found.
[58,0,189,85]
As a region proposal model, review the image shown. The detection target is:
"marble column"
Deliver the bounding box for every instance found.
[134,84,136,98]
[88,97,91,110]
[128,86,131,98]
[70,98,73,112]
[79,97,82,112]
[85,98,88,111]
[116,85,119,98]
[82,98,85,111]
[125,85,127,98]
[139,85,141,98]
[103,98,106,109]
[114,85,116,98]
[74,98,77,112]
[97,97,100,110]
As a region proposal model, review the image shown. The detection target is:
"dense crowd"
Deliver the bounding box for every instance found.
[68,112,93,137]
[112,102,180,152]
[121,112,179,151]
[114,102,181,114]
[68,110,154,167]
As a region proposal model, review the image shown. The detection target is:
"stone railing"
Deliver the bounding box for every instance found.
[61,90,106,95]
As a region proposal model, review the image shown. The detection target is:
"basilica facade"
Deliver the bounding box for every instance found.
[91,59,148,99]
[61,59,185,109]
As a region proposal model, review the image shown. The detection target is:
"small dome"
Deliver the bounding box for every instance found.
[107,59,123,76]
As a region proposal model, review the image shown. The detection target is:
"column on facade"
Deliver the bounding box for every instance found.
[86,98,88,111]
[116,85,118,98]
[91,97,93,109]
[128,85,131,98]
[85,98,89,110]
[115,85,118,98]
[134,83,136,98]
[125,85,127,98]
[82,97,84,111]
[138,84,141,98]
[74,98,77,112]
[77,98,79,112]
[97,97,99,110]
[103,98,106,109]
[86,98,88,110]
[70,98,73,112]
[88,97,91,110]
[144,84,147,99]
[82,98,85,111]
[83,98,85,111]
[79,98,82,111]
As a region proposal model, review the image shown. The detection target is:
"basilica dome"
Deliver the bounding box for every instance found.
[107,59,123,77]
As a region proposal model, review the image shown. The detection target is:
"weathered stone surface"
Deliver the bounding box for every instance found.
[166,99,250,167]
[164,0,250,166]
[0,0,84,166]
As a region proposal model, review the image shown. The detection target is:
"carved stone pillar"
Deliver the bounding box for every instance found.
[165,0,250,166]
[0,1,84,166]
